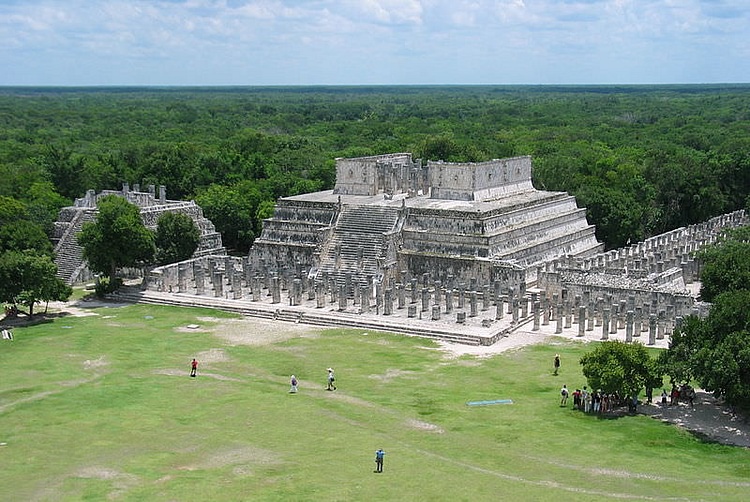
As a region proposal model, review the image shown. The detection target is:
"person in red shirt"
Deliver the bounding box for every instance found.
[190,358,198,377]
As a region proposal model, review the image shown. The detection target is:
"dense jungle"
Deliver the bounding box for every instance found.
[1,84,749,253]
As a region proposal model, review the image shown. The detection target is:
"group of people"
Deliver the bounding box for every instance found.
[664,384,696,408]
[562,385,638,414]
[288,368,336,393]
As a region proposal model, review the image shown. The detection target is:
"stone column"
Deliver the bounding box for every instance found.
[233,272,243,300]
[610,304,619,334]
[384,288,393,315]
[657,311,666,340]
[533,301,541,331]
[360,282,370,314]
[212,272,224,298]
[291,278,301,305]
[555,304,563,334]
[407,304,416,318]
[410,278,419,304]
[602,308,610,340]
[339,284,348,311]
[316,282,326,308]
[542,296,549,326]
[618,300,627,329]
[520,296,529,319]
[577,306,586,337]
[456,311,466,324]
[445,289,454,314]
[648,314,657,345]
[469,291,478,317]
[194,264,205,295]
[458,285,466,310]
[421,288,430,312]
[397,283,405,309]
[482,285,491,311]
[496,295,504,320]
[431,304,440,321]
[271,276,281,304]
[625,310,634,342]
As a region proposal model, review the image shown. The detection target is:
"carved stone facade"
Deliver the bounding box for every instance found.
[53,184,224,284]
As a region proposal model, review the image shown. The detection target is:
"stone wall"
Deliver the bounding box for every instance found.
[333,153,423,196]
[428,156,534,201]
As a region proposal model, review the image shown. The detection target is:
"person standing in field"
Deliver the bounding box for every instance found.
[553,354,560,375]
[374,448,385,473]
[560,385,569,406]
[289,375,298,393]
[190,358,198,377]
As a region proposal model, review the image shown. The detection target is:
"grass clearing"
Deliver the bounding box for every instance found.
[1,303,749,501]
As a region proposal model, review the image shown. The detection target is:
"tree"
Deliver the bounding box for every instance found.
[660,290,750,412]
[154,212,201,266]
[0,196,53,256]
[579,341,660,402]
[0,251,72,317]
[697,226,750,302]
[78,195,155,283]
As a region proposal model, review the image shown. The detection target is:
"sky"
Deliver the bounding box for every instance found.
[1,0,748,86]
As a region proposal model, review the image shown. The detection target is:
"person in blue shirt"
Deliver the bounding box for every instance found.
[375,448,385,473]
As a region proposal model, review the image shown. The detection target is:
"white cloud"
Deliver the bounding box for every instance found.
[0,0,748,85]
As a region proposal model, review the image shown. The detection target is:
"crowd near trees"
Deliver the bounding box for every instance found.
[1,85,749,407]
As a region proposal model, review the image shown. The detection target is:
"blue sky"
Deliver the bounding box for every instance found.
[1,0,748,86]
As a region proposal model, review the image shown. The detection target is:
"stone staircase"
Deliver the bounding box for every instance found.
[53,208,96,284]
[317,205,401,282]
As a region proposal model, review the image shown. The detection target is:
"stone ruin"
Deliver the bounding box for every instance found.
[53,183,224,285]
[127,153,746,346]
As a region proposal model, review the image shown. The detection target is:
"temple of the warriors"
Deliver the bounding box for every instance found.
[53,184,224,285]
[249,154,603,291]
[122,153,745,346]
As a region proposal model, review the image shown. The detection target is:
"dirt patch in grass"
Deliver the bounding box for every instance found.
[199,316,321,346]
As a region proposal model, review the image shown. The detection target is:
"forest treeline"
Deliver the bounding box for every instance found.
[1,85,749,252]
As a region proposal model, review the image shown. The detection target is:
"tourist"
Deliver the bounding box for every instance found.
[573,388,581,409]
[190,358,198,377]
[560,385,569,406]
[327,368,336,391]
[661,389,668,406]
[582,386,590,413]
[670,386,680,406]
[688,387,696,409]
[289,375,298,393]
[374,448,385,473]
[553,354,560,375]
[593,390,601,413]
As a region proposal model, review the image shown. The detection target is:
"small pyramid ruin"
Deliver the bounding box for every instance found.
[53,184,224,284]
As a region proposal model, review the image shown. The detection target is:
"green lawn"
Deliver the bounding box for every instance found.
[1,303,748,501]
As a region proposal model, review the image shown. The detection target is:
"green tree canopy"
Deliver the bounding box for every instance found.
[154,212,201,266]
[697,226,750,302]
[0,196,53,256]
[579,341,660,400]
[660,290,750,411]
[77,195,155,281]
[0,250,72,317]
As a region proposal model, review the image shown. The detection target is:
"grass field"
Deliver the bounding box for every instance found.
[1,301,749,501]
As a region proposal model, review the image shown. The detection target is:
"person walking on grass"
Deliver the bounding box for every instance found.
[553,354,560,375]
[327,368,337,391]
[374,448,385,473]
[190,358,198,377]
[289,375,298,393]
